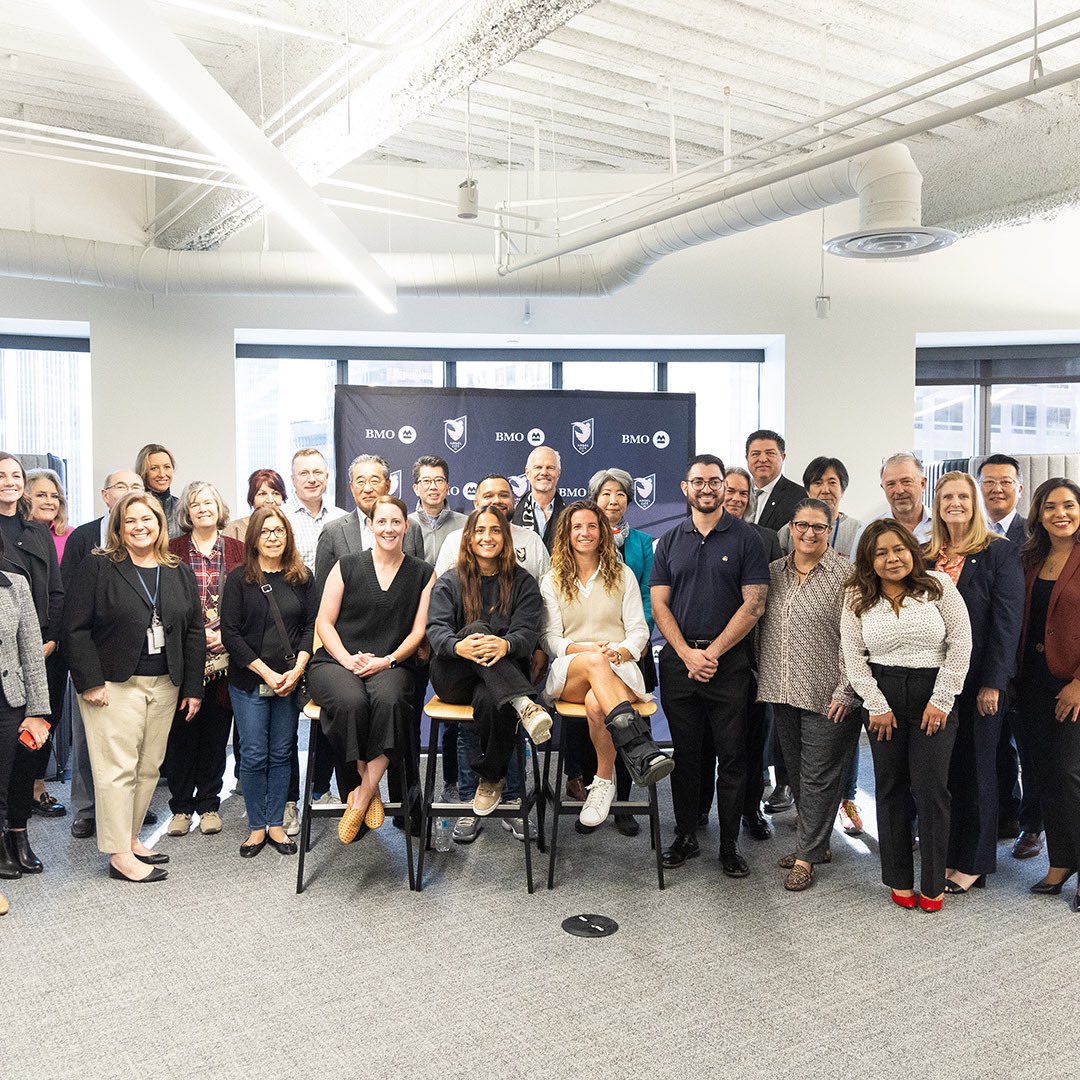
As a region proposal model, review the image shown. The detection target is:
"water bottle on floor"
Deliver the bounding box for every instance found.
[434,816,453,852]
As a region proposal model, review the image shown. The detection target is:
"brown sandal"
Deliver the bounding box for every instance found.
[784,862,814,891]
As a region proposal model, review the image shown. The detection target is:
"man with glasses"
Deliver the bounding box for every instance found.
[408,455,465,563]
[651,455,770,876]
[977,454,1026,542]
[61,469,155,839]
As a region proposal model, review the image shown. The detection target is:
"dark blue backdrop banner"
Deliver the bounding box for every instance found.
[333,386,695,534]
[333,386,697,743]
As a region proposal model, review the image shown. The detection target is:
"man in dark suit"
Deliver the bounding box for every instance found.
[61,468,155,838]
[745,429,806,533]
[978,453,1043,858]
[314,453,425,591]
[511,445,565,552]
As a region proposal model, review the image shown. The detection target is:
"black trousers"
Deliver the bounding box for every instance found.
[0,703,23,828]
[165,680,233,815]
[660,643,749,842]
[1021,660,1080,869]
[430,623,533,786]
[1006,696,1046,834]
[867,666,957,897]
[946,687,1002,875]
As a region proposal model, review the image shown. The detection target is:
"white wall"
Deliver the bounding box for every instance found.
[2,157,1079,521]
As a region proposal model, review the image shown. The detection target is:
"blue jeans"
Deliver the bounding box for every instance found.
[457,721,524,801]
[229,685,298,830]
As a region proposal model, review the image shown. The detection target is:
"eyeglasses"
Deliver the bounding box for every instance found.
[979,478,1016,490]
[416,477,448,489]
[106,481,145,494]
[686,478,724,491]
[259,527,287,539]
[792,520,829,535]
[353,476,385,490]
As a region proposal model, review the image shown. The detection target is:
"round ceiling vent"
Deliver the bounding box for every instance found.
[824,226,958,258]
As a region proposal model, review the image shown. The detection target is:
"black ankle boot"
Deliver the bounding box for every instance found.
[604,702,675,787]
[6,829,43,874]
[0,832,23,879]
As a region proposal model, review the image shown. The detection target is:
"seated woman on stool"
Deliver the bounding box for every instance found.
[307,496,434,844]
[541,501,673,830]
[426,507,551,817]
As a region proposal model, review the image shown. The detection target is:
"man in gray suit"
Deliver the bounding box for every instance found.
[314,454,426,590]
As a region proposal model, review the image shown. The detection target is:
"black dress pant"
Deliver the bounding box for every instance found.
[946,687,1002,875]
[165,679,233,815]
[0,703,24,827]
[1022,660,1080,870]
[867,666,957,897]
[660,643,749,842]
[430,623,534,786]
[1007,697,1046,834]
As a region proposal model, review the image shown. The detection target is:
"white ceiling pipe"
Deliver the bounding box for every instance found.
[0,145,917,297]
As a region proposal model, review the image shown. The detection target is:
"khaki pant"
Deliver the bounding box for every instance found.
[79,675,178,854]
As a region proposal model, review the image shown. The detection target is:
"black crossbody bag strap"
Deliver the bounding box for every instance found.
[260,582,297,665]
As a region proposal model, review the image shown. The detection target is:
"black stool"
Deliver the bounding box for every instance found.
[542,700,664,890]
[296,701,418,893]
[417,697,547,893]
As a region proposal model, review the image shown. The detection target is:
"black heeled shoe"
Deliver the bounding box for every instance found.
[6,830,43,874]
[943,874,985,894]
[109,863,167,883]
[134,851,170,865]
[1030,869,1077,895]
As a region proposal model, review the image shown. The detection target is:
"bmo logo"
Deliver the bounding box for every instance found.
[364,426,416,444]
[494,431,525,442]
[621,434,651,445]
[620,429,671,449]
[463,482,478,501]
[527,428,545,446]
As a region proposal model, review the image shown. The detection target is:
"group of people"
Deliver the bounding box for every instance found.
[0,428,1077,919]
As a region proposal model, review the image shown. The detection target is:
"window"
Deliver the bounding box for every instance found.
[562,361,654,392]
[990,404,1001,434]
[913,385,976,463]
[0,338,93,523]
[1047,406,1072,435]
[933,403,964,431]
[991,382,1080,454]
[666,361,759,462]
[456,361,551,389]
[1010,404,1037,435]
[347,359,442,386]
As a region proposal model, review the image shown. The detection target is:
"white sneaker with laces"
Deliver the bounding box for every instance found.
[283,801,301,836]
[313,792,345,808]
[517,701,552,744]
[578,775,616,828]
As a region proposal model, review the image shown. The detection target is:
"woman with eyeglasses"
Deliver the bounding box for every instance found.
[841,520,971,912]
[1018,478,1080,911]
[220,508,314,857]
[923,471,1024,895]
[164,481,244,839]
[224,469,287,542]
[757,499,858,891]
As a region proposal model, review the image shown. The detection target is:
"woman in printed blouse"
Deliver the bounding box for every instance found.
[841,519,971,912]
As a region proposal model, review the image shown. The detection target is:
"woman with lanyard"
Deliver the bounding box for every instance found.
[64,492,204,882]
[165,481,244,839]
[0,451,63,875]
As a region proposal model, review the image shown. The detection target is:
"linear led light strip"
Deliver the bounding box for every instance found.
[54,0,397,314]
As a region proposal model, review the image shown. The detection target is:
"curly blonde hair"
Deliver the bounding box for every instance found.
[549,501,622,604]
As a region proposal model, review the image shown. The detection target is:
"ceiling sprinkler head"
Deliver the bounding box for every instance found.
[824,226,957,258]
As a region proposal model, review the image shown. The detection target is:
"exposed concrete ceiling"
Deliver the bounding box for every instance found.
[2,0,1080,256]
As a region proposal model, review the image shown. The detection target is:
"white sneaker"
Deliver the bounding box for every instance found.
[517,701,552,744]
[283,801,300,837]
[313,792,345,808]
[578,775,616,828]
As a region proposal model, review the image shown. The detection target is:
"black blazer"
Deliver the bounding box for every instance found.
[956,537,1024,693]
[756,475,807,533]
[751,523,784,564]
[62,552,205,699]
[1005,515,1026,545]
[60,516,103,590]
[1,516,63,642]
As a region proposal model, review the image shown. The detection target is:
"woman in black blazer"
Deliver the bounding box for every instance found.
[63,493,204,882]
[0,451,64,874]
[924,472,1024,894]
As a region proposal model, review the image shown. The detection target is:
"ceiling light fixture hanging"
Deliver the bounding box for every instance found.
[457,86,478,220]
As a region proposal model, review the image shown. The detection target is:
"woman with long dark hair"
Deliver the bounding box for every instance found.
[427,506,549,817]
[1018,478,1080,911]
[540,500,671,830]
[63,493,204,882]
[923,472,1024,894]
[841,519,971,912]
[220,506,315,857]
[307,496,434,843]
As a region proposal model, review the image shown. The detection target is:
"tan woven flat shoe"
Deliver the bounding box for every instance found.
[338,807,365,844]
[364,794,385,830]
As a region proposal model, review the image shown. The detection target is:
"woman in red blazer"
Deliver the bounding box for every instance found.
[165,482,245,839]
[1019,477,1080,911]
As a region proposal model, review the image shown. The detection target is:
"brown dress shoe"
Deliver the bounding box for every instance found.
[566,776,588,802]
[1012,831,1044,859]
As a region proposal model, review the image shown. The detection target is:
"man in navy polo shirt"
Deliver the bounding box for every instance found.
[651,454,770,876]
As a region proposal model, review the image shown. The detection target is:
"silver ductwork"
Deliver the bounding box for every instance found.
[0,144,939,298]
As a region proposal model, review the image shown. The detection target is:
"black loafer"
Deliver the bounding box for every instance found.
[742,811,773,841]
[240,837,267,859]
[615,814,640,837]
[720,841,750,878]
[267,834,298,855]
[134,851,170,865]
[32,792,67,818]
[143,810,158,827]
[764,784,794,814]
[109,863,167,883]
[71,817,96,839]
[662,831,700,868]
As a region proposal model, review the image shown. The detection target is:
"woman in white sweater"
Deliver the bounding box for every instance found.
[841,519,971,913]
[540,501,673,828]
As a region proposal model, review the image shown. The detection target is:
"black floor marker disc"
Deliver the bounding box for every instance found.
[562,913,619,938]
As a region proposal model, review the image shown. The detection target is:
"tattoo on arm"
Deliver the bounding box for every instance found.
[741,583,767,620]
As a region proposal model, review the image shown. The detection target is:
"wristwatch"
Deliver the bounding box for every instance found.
[386,656,397,669]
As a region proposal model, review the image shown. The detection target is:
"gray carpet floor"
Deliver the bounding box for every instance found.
[7,734,1079,1080]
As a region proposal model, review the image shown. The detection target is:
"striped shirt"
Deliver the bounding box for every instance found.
[288,499,347,572]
